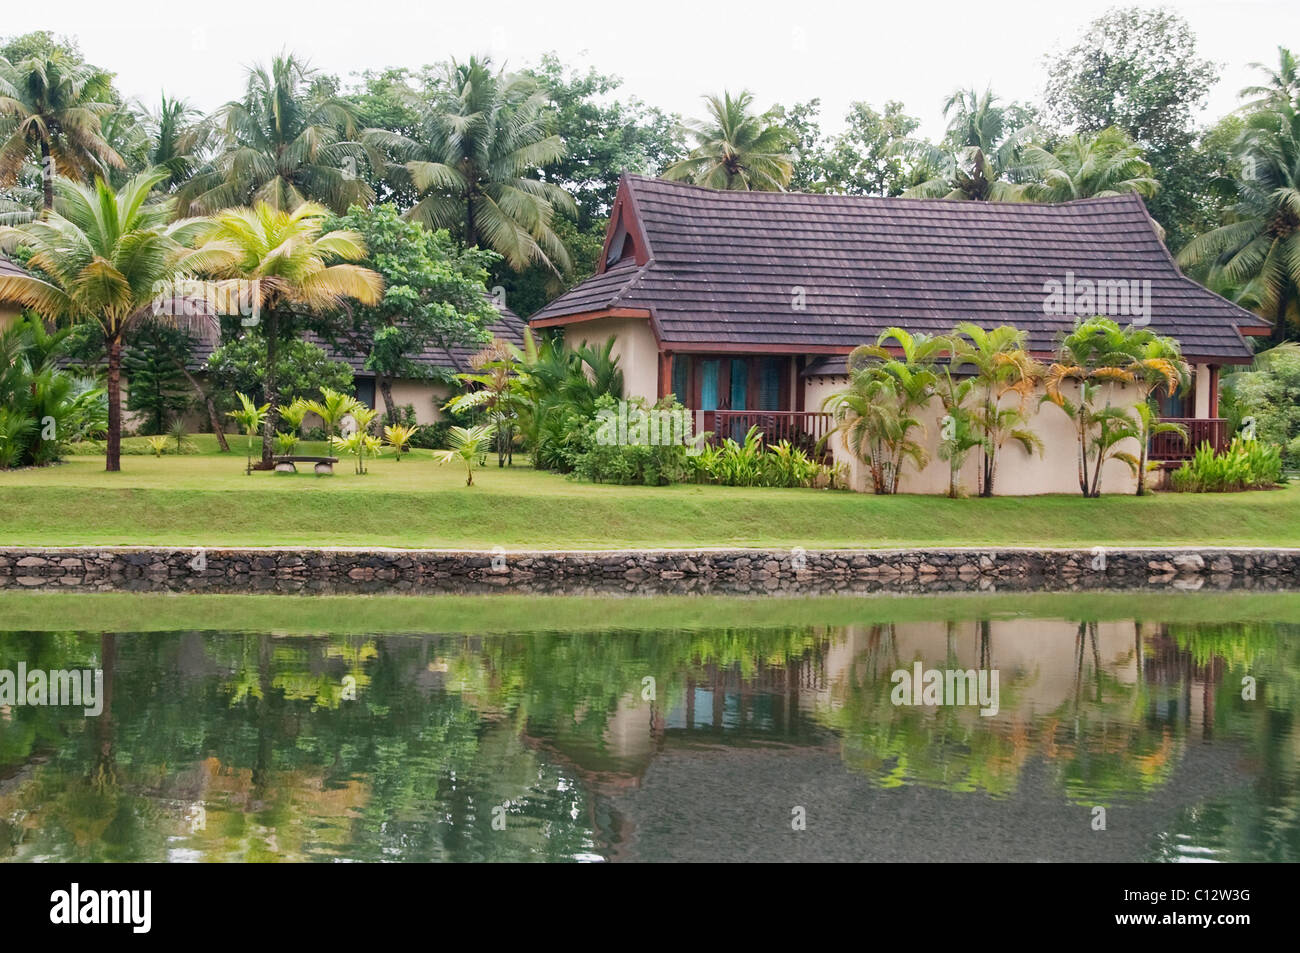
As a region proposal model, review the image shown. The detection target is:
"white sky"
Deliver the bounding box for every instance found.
[7,0,1297,140]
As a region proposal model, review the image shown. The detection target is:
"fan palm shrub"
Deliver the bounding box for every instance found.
[950,323,1044,496]
[383,423,420,460]
[227,391,268,474]
[433,423,497,485]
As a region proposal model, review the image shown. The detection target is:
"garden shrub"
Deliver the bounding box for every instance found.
[1169,437,1283,492]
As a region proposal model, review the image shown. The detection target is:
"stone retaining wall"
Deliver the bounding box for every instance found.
[1,546,1298,595]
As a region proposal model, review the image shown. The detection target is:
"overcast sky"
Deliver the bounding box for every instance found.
[7,0,1297,140]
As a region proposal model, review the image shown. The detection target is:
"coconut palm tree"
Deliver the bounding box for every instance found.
[0,49,124,210]
[662,90,795,191]
[893,87,1034,201]
[1019,128,1160,202]
[197,202,383,466]
[142,94,207,192]
[950,323,1044,496]
[1241,46,1300,111]
[366,57,573,274]
[1177,97,1300,343]
[0,169,227,470]
[177,54,372,215]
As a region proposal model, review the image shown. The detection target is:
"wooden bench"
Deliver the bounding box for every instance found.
[273,455,340,475]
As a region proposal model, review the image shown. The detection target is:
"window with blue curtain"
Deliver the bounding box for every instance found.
[671,356,689,404]
[699,360,720,410]
[759,359,782,410]
[730,358,748,410]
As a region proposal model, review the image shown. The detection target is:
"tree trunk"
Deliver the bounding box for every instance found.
[173,359,230,452]
[258,312,279,467]
[39,140,54,212]
[1136,434,1149,496]
[379,377,397,423]
[105,334,123,472]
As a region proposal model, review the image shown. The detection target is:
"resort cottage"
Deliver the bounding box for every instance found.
[530,175,1270,494]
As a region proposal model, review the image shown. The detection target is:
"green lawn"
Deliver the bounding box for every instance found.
[3,590,1299,634]
[1,433,1297,549]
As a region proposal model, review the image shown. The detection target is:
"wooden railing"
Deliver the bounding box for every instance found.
[699,410,835,449]
[1149,418,1230,462]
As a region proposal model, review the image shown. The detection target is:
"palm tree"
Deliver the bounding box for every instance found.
[142,94,207,192]
[1125,334,1190,495]
[366,57,573,274]
[304,386,362,444]
[0,169,226,470]
[823,327,943,493]
[1241,46,1300,111]
[198,202,383,466]
[1177,97,1300,342]
[950,323,1044,496]
[177,54,372,215]
[0,49,124,210]
[893,87,1033,201]
[663,90,794,191]
[228,391,268,474]
[446,337,526,466]
[1019,128,1160,202]
[433,423,497,485]
[1042,318,1147,497]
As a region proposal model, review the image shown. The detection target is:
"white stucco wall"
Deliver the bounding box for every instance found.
[385,379,452,424]
[805,373,1162,496]
[563,317,659,401]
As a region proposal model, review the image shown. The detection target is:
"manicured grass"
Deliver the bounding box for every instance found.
[1,433,1298,549]
[3,590,1299,634]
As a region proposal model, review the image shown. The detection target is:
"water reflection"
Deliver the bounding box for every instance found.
[1,609,1297,862]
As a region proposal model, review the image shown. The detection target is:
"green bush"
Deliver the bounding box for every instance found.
[570,396,691,485]
[1169,437,1283,492]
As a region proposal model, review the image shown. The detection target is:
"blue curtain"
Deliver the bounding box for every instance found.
[699,360,720,410]
[730,359,748,411]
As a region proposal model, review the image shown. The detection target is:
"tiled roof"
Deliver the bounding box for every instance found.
[191,299,525,376]
[532,175,1268,361]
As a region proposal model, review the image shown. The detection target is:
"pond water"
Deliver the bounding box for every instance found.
[1,592,1297,863]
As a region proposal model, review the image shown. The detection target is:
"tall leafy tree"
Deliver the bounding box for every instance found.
[366,56,575,275]
[325,203,500,419]
[0,169,226,470]
[197,201,383,465]
[1043,7,1217,247]
[662,90,795,191]
[178,54,373,215]
[817,101,922,196]
[0,45,123,209]
[142,94,207,192]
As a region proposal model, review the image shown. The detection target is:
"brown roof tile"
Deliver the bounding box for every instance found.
[532,176,1267,361]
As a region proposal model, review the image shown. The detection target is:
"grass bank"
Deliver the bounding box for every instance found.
[3,590,1299,634]
[1,434,1297,550]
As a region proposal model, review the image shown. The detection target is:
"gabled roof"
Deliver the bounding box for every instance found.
[531,175,1269,362]
[186,299,525,376]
